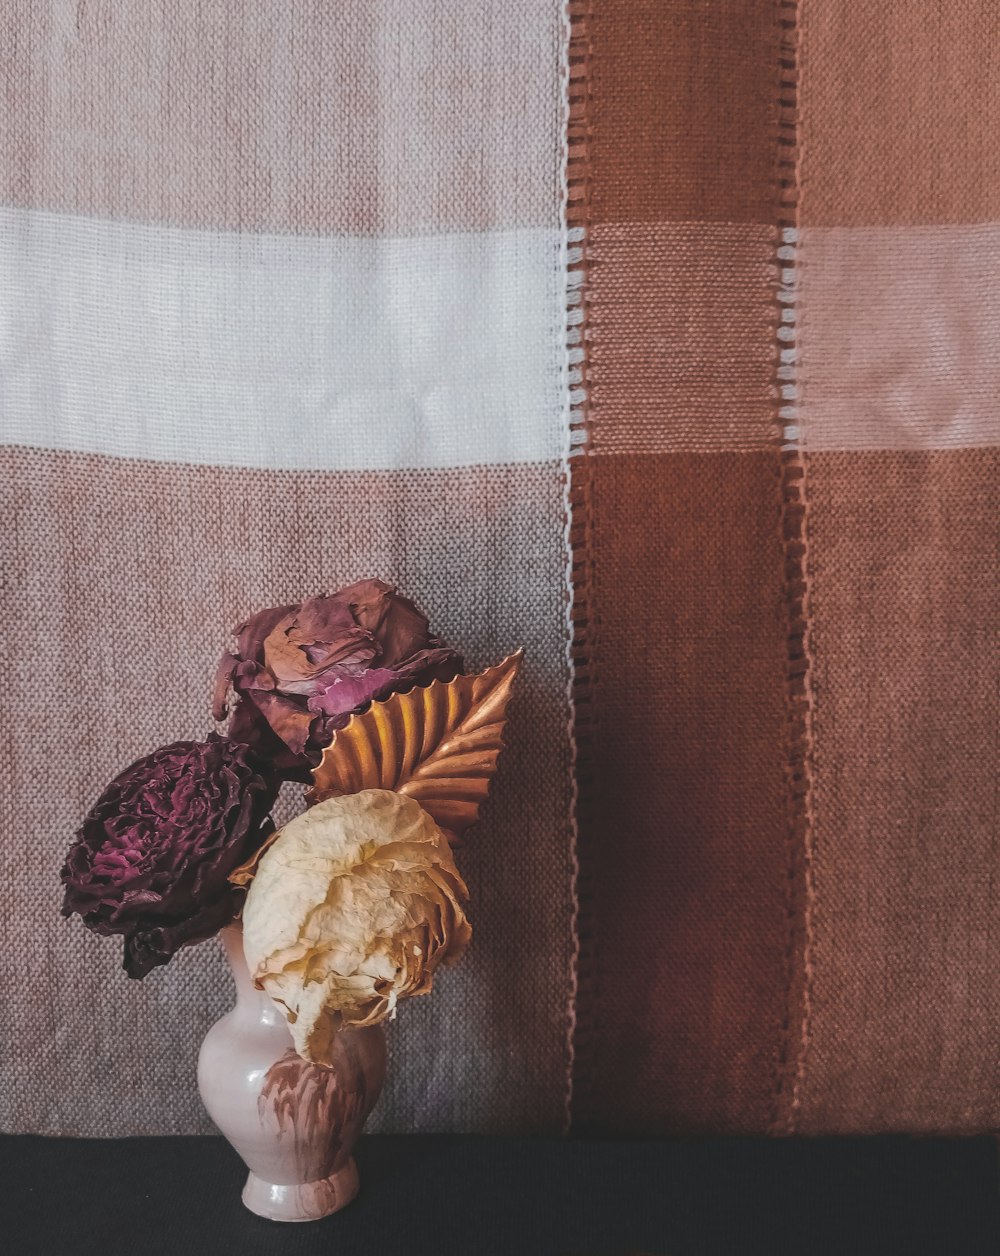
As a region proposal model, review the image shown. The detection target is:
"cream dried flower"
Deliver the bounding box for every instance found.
[242,789,471,1065]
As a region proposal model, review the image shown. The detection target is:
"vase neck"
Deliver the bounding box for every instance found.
[219,923,288,1029]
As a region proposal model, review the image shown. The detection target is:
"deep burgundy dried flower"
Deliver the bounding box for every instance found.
[212,579,462,780]
[61,735,277,978]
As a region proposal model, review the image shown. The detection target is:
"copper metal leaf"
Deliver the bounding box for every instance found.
[307,649,524,841]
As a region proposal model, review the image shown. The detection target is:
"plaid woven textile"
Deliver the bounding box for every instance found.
[1,2,997,1137]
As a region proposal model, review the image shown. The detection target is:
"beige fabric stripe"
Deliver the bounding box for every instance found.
[0,448,574,1135]
[579,221,1000,456]
[796,224,1000,451]
[587,222,778,454]
[0,0,561,233]
[799,3,1000,226]
[796,449,1000,1134]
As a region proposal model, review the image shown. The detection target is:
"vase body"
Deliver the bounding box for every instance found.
[197,925,387,1222]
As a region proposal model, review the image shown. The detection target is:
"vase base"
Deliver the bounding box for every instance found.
[241,1158,360,1222]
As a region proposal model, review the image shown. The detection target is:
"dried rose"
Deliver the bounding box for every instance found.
[61,735,277,978]
[212,579,462,781]
[242,790,471,1065]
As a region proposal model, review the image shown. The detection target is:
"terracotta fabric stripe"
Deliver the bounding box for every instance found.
[572,453,790,1133]
[789,0,1000,1134]
[0,448,574,1136]
[571,0,791,1132]
[587,223,778,453]
[799,4,1000,226]
[0,0,561,233]
[796,450,1000,1133]
[588,1,782,225]
[796,224,1000,450]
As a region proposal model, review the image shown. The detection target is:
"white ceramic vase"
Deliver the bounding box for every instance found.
[197,924,387,1222]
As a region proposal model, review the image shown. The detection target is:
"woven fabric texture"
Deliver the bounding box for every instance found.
[0,1,574,1136]
[567,0,1000,1136]
[2,1,997,1137]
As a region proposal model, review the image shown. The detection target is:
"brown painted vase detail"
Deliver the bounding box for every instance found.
[197,925,386,1222]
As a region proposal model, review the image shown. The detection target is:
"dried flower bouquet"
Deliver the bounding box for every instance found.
[60,578,521,1220]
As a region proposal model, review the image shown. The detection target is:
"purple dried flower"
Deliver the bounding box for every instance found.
[212,579,462,781]
[61,735,277,978]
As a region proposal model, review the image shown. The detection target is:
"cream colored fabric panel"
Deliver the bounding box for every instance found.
[0,211,565,470]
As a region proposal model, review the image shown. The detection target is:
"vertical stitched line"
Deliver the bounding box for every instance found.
[772,0,816,1135]
[558,0,580,1139]
[563,0,596,1134]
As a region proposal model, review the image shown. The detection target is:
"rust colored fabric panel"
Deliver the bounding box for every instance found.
[794,450,1000,1134]
[588,1,782,224]
[572,0,792,1133]
[587,223,778,453]
[573,452,790,1133]
[799,4,1000,225]
[0,448,574,1136]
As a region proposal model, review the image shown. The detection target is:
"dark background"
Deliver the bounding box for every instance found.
[3,1134,997,1256]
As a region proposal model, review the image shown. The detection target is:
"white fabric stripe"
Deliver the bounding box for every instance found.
[0,208,565,470]
[798,223,1000,451]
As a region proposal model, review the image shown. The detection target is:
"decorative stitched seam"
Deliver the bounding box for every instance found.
[772,0,816,1136]
[563,0,596,1134]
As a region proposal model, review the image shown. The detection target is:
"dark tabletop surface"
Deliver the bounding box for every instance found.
[2,1133,997,1256]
